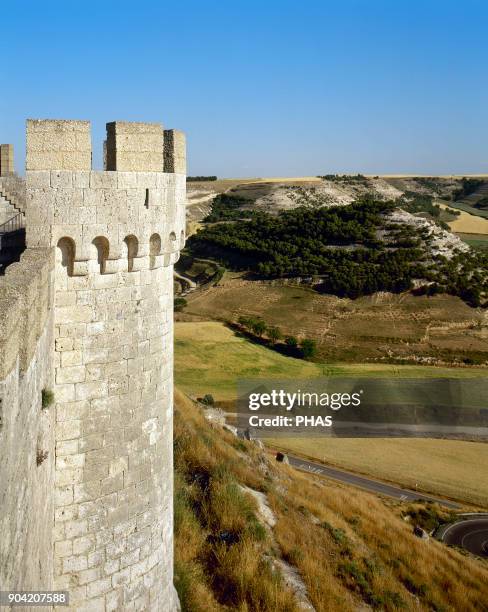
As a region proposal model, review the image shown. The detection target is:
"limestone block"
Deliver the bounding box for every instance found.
[27,120,92,171]
[56,365,86,384]
[90,172,118,190]
[106,122,164,172]
[26,170,51,189]
[73,171,91,188]
[51,171,74,189]
[75,381,108,401]
[117,172,138,189]
[136,172,158,189]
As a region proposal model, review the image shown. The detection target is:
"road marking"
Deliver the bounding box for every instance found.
[461,528,488,548]
[287,454,459,508]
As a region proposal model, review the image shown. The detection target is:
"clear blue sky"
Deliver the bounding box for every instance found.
[1,0,487,177]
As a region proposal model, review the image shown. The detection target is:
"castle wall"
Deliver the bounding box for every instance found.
[24,119,185,611]
[0,249,55,594]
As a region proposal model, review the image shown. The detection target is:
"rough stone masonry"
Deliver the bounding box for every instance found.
[0,118,186,611]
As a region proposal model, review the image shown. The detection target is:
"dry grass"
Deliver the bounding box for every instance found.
[270,470,488,611]
[173,389,488,612]
[182,279,488,364]
[173,388,298,611]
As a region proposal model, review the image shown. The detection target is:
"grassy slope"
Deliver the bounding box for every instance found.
[174,389,488,612]
[181,281,488,364]
[175,321,488,401]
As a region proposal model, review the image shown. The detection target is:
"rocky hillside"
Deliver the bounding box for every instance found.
[173,388,488,612]
[186,175,477,224]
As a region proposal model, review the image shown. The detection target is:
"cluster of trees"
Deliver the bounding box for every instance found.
[203,194,254,223]
[417,250,488,307]
[317,173,369,184]
[399,193,441,217]
[187,176,217,182]
[187,197,487,307]
[189,199,425,295]
[452,178,485,201]
[236,316,317,358]
[474,197,488,210]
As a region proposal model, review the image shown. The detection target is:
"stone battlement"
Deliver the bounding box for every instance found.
[26,119,186,174]
[0,247,54,379]
[26,120,186,281]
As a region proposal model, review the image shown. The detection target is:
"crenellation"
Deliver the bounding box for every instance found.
[26,119,92,171]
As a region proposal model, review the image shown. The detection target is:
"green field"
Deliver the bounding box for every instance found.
[445,199,488,218]
[265,437,488,507]
[456,232,488,250]
[175,321,488,401]
[175,321,488,506]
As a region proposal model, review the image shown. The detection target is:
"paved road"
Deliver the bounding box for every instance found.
[438,516,488,556]
[286,454,461,508]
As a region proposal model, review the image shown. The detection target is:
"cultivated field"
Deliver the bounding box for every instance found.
[175,321,323,400]
[265,437,488,507]
[180,277,488,364]
[438,202,488,233]
[456,232,488,250]
[174,321,488,401]
[174,321,488,507]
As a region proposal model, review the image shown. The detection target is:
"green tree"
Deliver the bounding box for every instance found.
[285,336,298,348]
[237,315,250,327]
[251,319,267,337]
[301,338,317,359]
[268,327,282,343]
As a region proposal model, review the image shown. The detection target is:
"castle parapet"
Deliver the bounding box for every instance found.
[25,119,186,270]
[0,248,54,379]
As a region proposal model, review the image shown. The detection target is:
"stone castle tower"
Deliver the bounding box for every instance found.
[0,119,185,610]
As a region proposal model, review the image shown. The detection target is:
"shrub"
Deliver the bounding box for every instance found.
[41,389,54,408]
[301,338,317,359]
[201,394,215,406]
[250,319,267,337]
[285,336,298,348]
[268,326,282,343]
[36,449,49,466]
[174,297,188,312]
